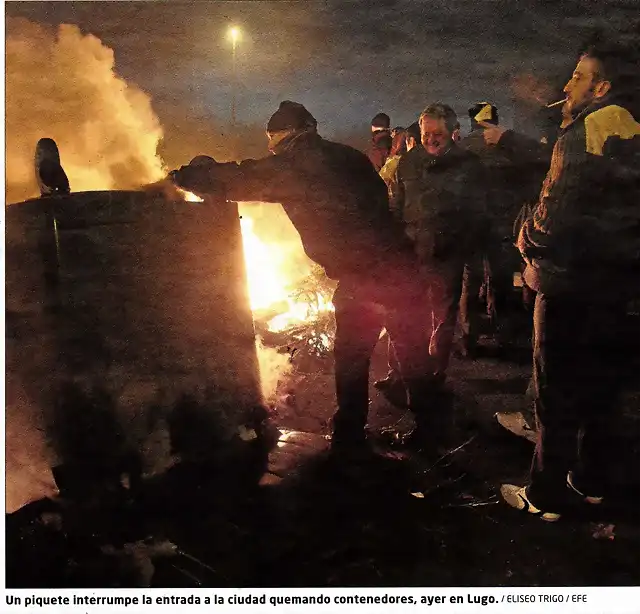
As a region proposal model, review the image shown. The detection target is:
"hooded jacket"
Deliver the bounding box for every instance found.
[516,97,640,295]
[186,131,417,283]
[390,143,489,263]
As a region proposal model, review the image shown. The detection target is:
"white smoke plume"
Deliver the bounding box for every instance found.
[5,18,166,204]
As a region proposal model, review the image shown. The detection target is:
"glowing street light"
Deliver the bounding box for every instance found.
[228,26,241,48]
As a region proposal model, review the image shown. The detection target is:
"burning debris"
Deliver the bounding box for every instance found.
[236,204,337,404]
[253,265,336,365]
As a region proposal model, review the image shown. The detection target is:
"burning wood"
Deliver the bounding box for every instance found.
[237,208,336,360]
[253,265,336,361]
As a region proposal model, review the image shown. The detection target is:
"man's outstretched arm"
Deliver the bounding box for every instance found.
[171,155,300,203]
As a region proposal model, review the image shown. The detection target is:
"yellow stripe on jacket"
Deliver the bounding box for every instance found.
[584,104,640,156]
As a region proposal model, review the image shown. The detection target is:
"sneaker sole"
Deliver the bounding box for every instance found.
[566,472,604,505]
[517,492,561,522]
[500,484,561,522]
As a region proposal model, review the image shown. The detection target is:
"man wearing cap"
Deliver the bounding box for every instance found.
[458,102,532,355]
[368,112,393,172]
[171,101,443,456]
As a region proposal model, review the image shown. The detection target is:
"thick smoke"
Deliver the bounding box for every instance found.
[5,18,165,204]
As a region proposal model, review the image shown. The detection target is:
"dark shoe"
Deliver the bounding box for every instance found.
[453,344,478,360]
[329,433,373,462]
[567,472,604,505]
[500,484,561,522]
[375,378,408,409]
[373,371,401,390]
[393,426,445,456]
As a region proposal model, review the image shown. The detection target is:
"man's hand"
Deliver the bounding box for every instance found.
[478,121,507,146]
[169,155,219,196]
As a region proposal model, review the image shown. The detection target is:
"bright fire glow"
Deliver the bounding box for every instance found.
[240,216,291,311]
[238,215,334,332]
[180,189,203,203]
[178,191,334,337]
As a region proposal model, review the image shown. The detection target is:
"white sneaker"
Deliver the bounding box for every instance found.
[494,411,537,444]
[500,484,561,522]
[567,471,604,505]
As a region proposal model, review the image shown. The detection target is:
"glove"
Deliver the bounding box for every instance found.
[169,155,219,196]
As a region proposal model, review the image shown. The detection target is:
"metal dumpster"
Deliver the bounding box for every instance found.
[5,190,262,510]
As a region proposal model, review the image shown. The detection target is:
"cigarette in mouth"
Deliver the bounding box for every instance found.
[546,98,567,108]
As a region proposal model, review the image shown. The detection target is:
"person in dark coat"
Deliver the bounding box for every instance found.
[375,122,422,398]
[497,40,640,520]
[35,138,70,197]
[368,112,393,172]
[459,102,539,354]
[171,101,443,455]
[388,103,489,391]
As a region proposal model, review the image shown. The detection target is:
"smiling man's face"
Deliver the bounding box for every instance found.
[420,116,452,157]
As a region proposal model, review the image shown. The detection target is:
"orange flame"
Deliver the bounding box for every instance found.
[238,215,334,331]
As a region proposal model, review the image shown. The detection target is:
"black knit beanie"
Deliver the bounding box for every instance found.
[266,101,317,133]
[371,112,391,129]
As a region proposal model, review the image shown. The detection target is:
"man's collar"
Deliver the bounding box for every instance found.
[269,128,319,155]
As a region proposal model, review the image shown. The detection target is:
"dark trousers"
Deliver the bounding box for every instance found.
[458,258,484,351]
[332,278,439,440]
[527,291,630,507]
[385,260,466,377]
[428,260,466,375]
[485,242,522,340]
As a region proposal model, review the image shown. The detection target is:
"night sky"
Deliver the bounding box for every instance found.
[5,1,638,138]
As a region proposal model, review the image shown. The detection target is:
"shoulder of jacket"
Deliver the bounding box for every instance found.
[459,130,484,150]
[584,105,640,156]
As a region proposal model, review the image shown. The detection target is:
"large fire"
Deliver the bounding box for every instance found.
[180,192,334,338]
[238,209,335,334]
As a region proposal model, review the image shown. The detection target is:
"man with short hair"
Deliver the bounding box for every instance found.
[389,104,489,444]
[499,41,640,520]
[171,101,439,456]
[368,112,393,171]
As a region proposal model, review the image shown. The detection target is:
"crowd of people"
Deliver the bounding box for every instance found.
[172,37,639,523]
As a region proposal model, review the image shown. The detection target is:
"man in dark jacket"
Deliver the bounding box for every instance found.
[389,103,489,385]
[171,101,440,455]
[459,102,545,354]
[368,112,393,172]
[498,41,640,520]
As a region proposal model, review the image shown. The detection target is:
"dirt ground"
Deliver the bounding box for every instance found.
[6,312,640,588]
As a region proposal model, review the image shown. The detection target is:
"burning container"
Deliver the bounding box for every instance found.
[5,190,262,509]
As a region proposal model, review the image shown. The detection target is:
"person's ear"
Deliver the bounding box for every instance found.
[594,80,611,99]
